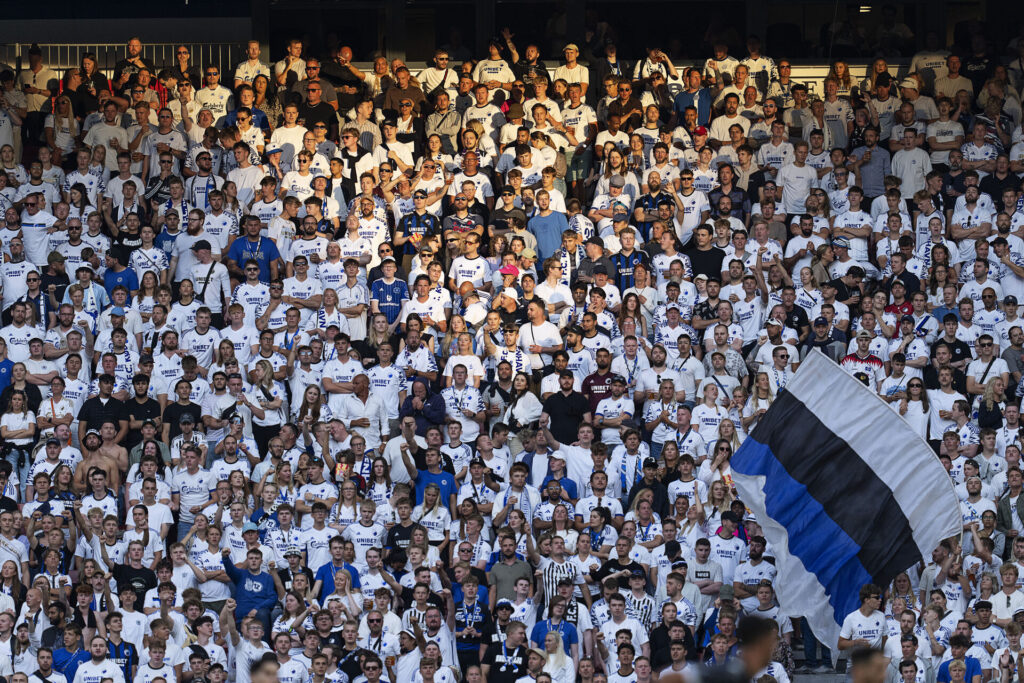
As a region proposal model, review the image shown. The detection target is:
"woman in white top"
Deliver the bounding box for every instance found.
[795,267,823,312]
[45,95,77,159]
[366,456,395,508]
[443,333,485,387]
[897,378,930,440]
[543,631,576,683]
[272,589,314,642]
[322,568,364,622]
[329,480,361,533]
[413,483,452,553]
[741,373,775,433]
[676,498,707,550]
[573,529,602,598]
[691,383,729,444]
[0,389,35,497]
[551,503,579,554]
[129,225,170,286]
[250,359,286,455]
[502,372,543,437]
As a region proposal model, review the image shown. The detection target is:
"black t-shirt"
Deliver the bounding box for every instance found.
[112,562,157,597]
[77,396,125,432]
[120,397,162,450]
[783,305,809,334]
[929,337,973,367]
[594,559,645,589]
[542,391,591,445]
[685,246,726,281]
[481,642,527,683]
[398,587,445,614]
[385,522,418,554]
[337,646,363,681]
[161,401,204,442]
[922,365,970,396]
[298,101,337,130]
[480,619,512,648]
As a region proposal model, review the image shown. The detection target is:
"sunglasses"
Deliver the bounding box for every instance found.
[206,71,219,76]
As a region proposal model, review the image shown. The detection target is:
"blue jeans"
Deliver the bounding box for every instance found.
[6,448,30,499]
[801,617,831,667]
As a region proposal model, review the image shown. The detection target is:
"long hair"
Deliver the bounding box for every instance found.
[254,359,276,391]
[907,378,930,412]
[53,95,76,135]
[297,384,324,424]
[983,376,1004,412]
[371,456,393,487]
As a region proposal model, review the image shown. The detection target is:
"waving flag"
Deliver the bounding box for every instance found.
[731,350,960,655]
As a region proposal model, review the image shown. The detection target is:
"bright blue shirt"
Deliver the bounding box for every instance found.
[155,228,181,262]
[414,468,457,507]
[222,556,279,617]
[937,656,982,683]
[225,106,269,130]
[528,211,570,263]
[370,277,410,324]
[0,358,14,395]
[451,583,489,607]
[53,647,90,681]
[103,267,139,296]
[226,236,281,284]
[530,619,578,652]
[314,559,363,600]
[540,474,578,500]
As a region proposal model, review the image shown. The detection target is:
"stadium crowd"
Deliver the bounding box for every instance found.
[0,20,1022,683]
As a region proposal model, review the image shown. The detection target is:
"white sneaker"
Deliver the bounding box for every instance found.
[813,664,833,674]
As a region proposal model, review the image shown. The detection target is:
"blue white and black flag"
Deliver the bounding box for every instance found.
[731,350,961,654]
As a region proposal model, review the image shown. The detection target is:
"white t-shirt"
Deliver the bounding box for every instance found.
[839,608,887,648]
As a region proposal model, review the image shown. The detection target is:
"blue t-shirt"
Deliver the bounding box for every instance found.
[528,211,570,262]
[314,559,363,600]
[104,267,139,296]
[937,656,982,683]
[530,619,578,651]
[370,278,410,324]
[53,647,90,682]
[540,475,578,500]
[227,236,281,283]
[452,584,489,607]
[155,228,181,261]
[414,468,457,507]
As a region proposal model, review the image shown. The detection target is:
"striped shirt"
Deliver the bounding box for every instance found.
[539,556,579,608]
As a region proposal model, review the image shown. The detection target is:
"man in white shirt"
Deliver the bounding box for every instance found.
[776,141,817,215]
